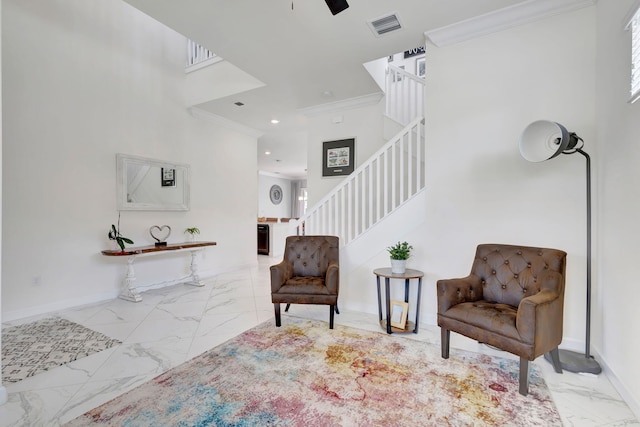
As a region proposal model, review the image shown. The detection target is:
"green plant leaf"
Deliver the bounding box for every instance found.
[109,224,118,239]
[387,241,413,260]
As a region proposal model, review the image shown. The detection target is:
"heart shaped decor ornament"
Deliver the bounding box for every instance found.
[149,225,171,243]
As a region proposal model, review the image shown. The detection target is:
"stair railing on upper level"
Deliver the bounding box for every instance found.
[386,64,425,126]
[293,116,425,244]
[185,40,221,73]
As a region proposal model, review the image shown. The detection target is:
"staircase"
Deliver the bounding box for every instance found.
[293,64,425,245]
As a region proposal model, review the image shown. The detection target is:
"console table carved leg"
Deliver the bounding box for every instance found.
[185,250,205,287]
[119,256,142,302]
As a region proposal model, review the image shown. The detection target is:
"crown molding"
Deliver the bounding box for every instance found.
[425,0,596,47]
[299,92,383,118]
[188,107,264,138]
[258,170,300,180]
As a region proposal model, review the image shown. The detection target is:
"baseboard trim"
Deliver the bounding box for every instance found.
[2,262,260,323]
[594,351,640,422]
[2,291,119,322]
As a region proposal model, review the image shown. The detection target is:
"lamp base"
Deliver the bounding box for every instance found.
[544,349,602,375]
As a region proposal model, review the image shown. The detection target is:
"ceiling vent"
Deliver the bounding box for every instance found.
[368,13,402,37]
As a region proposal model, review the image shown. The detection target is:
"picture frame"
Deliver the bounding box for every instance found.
[416,57,425,78]
[389,300,409,329]
[161,167,176,187]
[322,138,355,177]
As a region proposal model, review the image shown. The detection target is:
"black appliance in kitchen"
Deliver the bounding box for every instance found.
[257,224,269,255]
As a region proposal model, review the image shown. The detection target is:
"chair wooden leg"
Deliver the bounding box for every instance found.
[329,305,335,329]
[285,303,291,312]
[335,304,340,314]
[519,357,529,396]
[274,303,281,327]
[548,347,563,374]
[441,328,450,359]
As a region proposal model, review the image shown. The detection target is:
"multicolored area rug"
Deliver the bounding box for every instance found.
[2,317,121,383]
[67,318,561,426]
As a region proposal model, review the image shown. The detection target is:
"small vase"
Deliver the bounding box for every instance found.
[390,259,406,274]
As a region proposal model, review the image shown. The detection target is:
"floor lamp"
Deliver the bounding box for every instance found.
[519,120,601,375]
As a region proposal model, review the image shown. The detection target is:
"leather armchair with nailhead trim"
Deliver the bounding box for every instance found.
[437,243,567,396]
[271,235,339,329]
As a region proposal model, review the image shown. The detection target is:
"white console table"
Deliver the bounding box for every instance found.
[101,241,217,302]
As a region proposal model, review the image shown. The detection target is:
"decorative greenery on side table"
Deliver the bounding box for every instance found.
[108,213,134,251]
[387,241,413,260]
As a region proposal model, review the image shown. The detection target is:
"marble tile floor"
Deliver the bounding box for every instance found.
[1,255,638,426]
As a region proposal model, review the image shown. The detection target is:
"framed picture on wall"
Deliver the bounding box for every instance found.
[322,138,355,177]
[416,57,425,78]
[161,168,176,187]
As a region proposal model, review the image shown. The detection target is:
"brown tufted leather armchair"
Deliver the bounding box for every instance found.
[437,243,567,396]
[271,235,340,329]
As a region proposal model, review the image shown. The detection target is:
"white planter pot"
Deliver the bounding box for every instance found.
[390,259,406,274]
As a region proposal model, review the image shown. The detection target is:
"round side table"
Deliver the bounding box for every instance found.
[373,268,424,334]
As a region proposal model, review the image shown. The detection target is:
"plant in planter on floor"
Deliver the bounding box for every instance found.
[387,241,413,274]
[108,213,134,251]
[185,227,200,241]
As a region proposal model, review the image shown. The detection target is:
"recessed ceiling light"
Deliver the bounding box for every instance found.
[265,151,271,155]
[271,119,280,124]
[323,90,333,97]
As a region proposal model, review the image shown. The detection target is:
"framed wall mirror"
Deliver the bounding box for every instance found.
[116,153,190,211]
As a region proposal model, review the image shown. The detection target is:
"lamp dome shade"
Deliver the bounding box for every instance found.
[519,120,570,162]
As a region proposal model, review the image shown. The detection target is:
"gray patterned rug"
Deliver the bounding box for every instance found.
[2,317,121,383]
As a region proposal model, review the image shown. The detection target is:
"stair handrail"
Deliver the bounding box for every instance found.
[386,64,425,126]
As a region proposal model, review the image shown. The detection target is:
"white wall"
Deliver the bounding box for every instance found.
[1,0,258,320]
[423,6,596,351]
[257,173,292,219]
[595,0,640,416]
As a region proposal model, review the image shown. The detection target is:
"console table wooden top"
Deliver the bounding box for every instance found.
[101,241,217,256]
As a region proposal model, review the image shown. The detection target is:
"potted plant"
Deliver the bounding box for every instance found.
[185,227,200,242]
[387,241,413,274]
[108,213,134,251]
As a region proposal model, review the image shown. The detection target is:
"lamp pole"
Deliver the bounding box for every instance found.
[551,146,601,374]
[576,148,593,360]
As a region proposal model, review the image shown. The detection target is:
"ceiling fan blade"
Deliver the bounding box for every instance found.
[325,0,349,15]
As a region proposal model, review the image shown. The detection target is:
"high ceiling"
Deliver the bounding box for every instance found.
[122,0,587,179]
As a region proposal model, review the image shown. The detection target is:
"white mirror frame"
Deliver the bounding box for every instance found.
[116,153,191,211]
